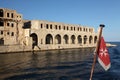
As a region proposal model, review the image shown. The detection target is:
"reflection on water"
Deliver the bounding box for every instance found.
[0,45,120,80]
[0,48,93,80]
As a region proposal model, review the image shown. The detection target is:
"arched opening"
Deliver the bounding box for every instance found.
[0,9,4,17]
[71,35,75,44]
[89,36,93,44]
[78,35,82,44]
[63,35,69,44]
[0,38,4,45]
[94,36,97,44]
[46,34,53,44]
[55,34,61,44]
[84,35,87,44]
[30,33,38,48]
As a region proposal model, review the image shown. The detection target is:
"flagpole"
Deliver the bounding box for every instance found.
[89,24,105,80]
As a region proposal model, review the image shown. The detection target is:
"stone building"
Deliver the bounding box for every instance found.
[0,8,23,45]
[0,8,98,52]
[23,20,98,50]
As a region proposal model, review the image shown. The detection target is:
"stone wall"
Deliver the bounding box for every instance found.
[0,45,32,53]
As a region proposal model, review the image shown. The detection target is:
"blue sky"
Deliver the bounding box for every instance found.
[0,0,120,41]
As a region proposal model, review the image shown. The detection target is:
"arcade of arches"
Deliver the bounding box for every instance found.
[31,33,97,46]
[45,34,97,45]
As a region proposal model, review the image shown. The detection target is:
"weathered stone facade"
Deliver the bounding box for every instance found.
[0,8,23,45]
[0,8,98,52]
[24,20,98,51]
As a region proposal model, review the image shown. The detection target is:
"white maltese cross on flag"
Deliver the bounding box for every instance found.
[98,37,111,71]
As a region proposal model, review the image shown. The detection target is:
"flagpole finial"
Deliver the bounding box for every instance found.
[100,24,105,27]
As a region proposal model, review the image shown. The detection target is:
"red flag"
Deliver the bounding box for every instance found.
[98,37,111,71]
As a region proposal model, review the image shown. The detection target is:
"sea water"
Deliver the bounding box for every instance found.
[0,42,120,80]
